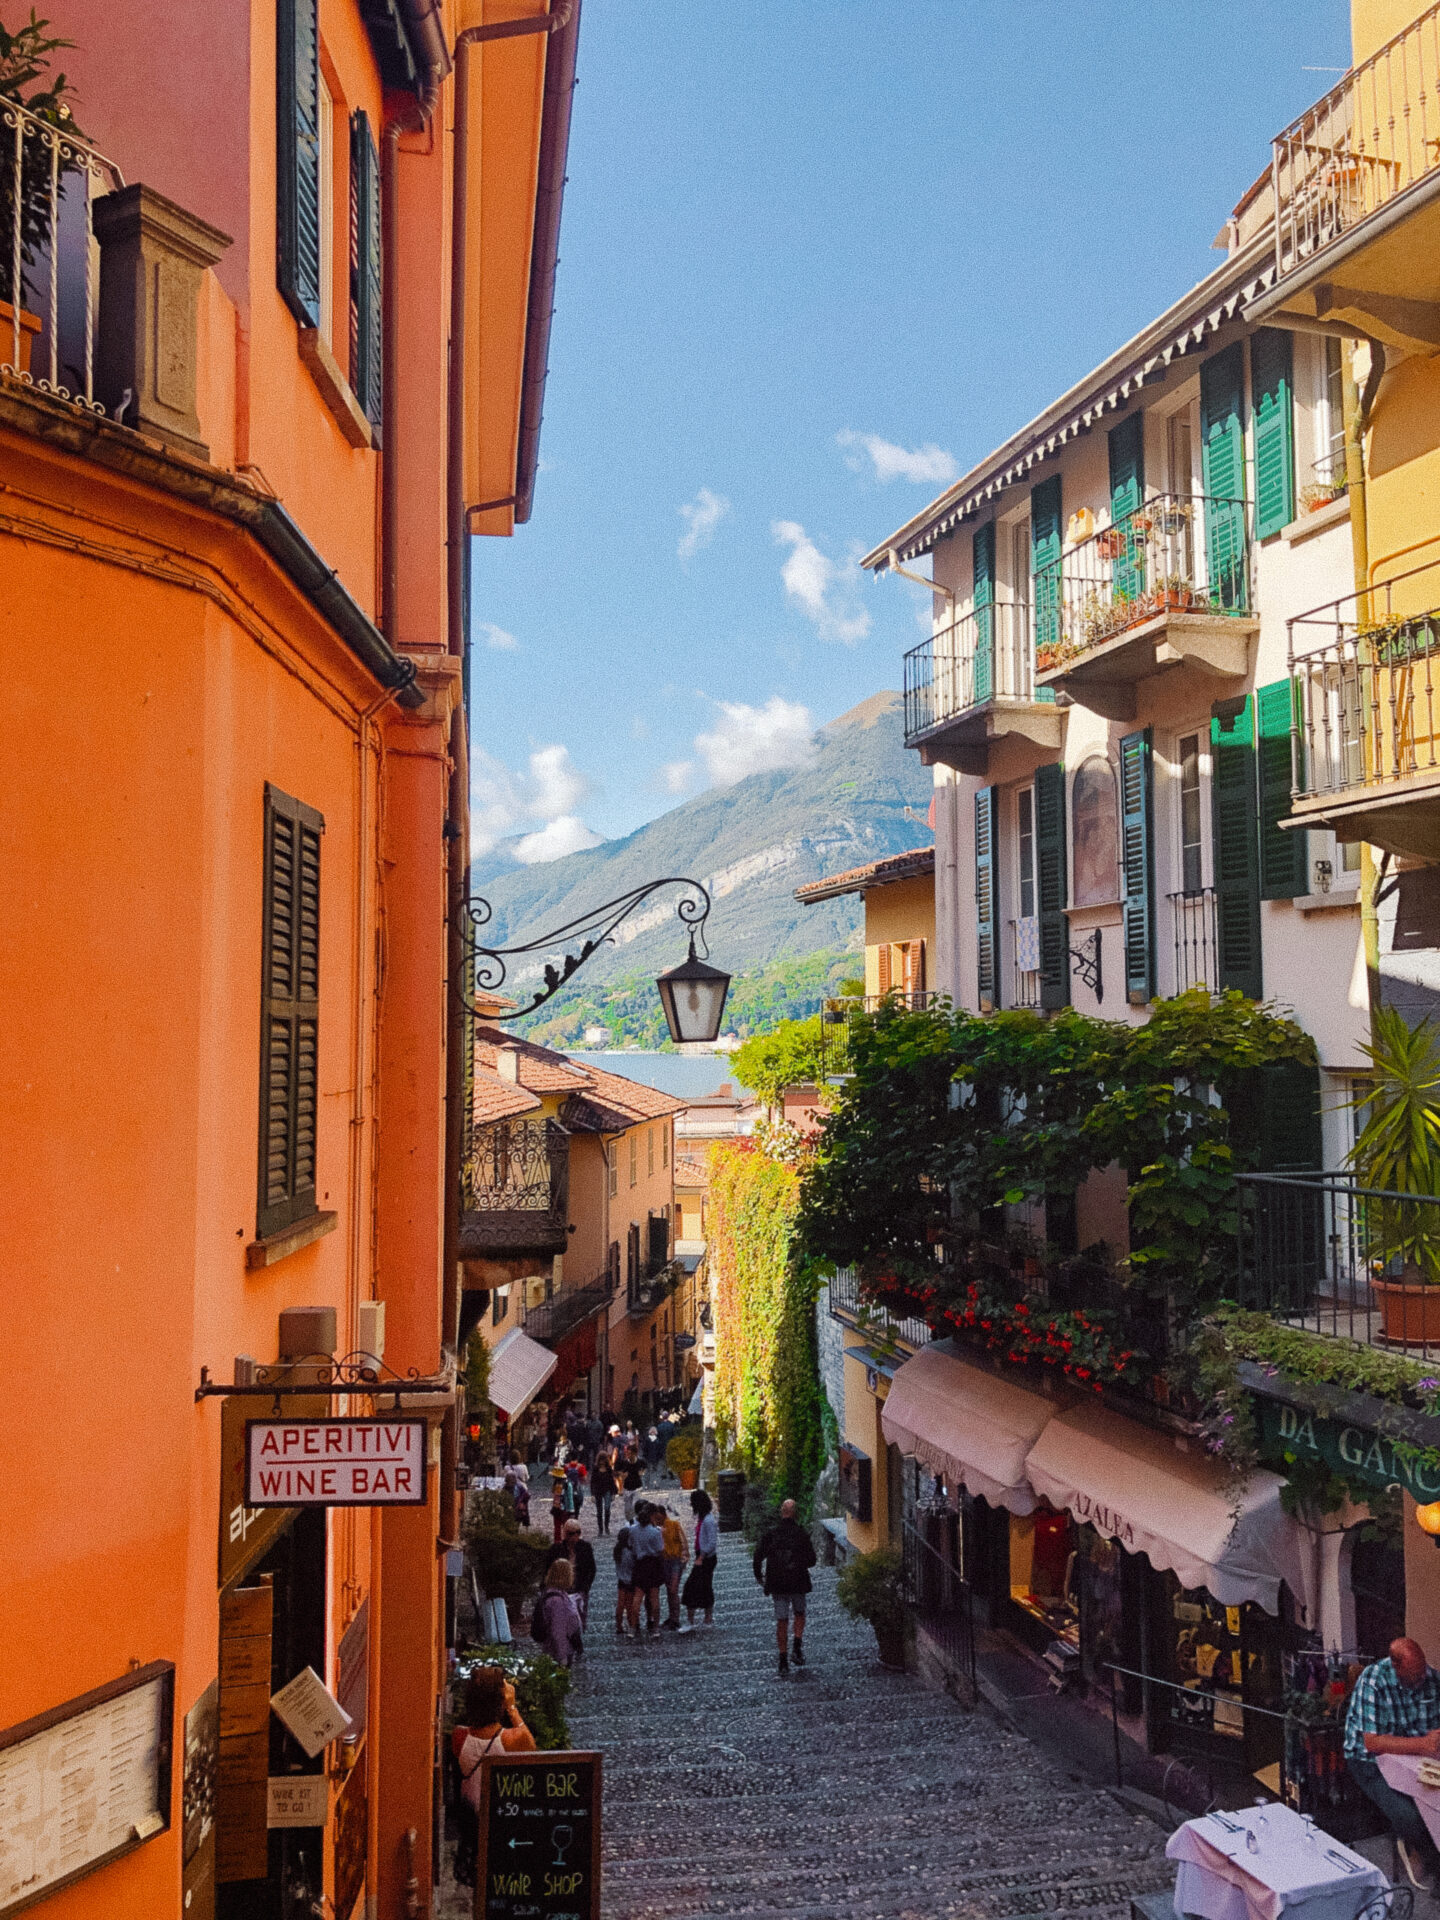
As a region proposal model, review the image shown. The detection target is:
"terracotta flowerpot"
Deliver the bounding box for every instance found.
[0,300,41,375]
[678,1467,699,1490]
[1371,1272,1440,1345]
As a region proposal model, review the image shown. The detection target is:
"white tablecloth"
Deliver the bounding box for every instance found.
[1166,1804,1387,1920]
[1377,1753,1440,1851]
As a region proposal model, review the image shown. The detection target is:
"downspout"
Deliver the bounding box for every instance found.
[886,547,955,610]
[1343,339,1385,1024]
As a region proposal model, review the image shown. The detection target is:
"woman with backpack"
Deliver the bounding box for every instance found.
[452,1667,536,1886]
[532,1558,585,1667]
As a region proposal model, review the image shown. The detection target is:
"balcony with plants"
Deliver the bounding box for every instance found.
[1034,493,1257,720]
[903,599,1064,776]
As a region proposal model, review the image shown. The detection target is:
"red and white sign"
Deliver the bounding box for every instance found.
[245,1418,427,1507]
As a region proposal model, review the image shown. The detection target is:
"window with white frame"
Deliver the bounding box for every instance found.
[1178,732,1204,895]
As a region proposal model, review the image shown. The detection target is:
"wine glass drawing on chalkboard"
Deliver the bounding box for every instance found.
[551,1823,575,1868]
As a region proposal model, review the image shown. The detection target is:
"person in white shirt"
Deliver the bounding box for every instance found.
[681,1488,720,1631]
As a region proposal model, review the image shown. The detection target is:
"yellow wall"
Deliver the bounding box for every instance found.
[1352,0,1419,62]
[1365,349,1440,605]
[861,874,936,997]
[842,1351,894,1554]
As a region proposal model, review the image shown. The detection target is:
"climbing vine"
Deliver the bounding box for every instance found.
[709,1140,828,1503]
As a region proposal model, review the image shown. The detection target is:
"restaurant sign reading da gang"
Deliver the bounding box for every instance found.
[245,1418,427,1507]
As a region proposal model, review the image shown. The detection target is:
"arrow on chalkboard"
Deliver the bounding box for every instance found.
[507,1838,533,1850]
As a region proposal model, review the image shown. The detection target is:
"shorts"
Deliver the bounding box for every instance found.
[634,1554,664,1590]
[772,1592,808,1623]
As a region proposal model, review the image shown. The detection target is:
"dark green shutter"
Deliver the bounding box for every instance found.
[1200,343,1247,609]
[1031,475,1062,661]
[258,785,324,1238]
[1108,412,1146,602]
[350,111,383,438]
[973,522,995,706]
[1257,677,1306,899]
[1035,761,1069,1011]
[976,786,999,1011]
[277,0,322,328]
[1120,729,1155,1004]
[1211,698,1263,998]
[1251,329,1295,540]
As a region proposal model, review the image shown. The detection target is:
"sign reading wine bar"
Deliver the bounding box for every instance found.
[476,1751,601,1920]
[245,1418,427,1507]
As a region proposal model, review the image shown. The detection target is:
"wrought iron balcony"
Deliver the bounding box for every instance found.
[903,602,1064,775]
[1287,555,1440,861]
[520,1272,614,1346]
[1168,888,1219,993]
[458,1117,569,1258]
[1035,494,1255,719]
[828,1264,930,1350]
[1007,922,1041,1010]
[819,992,940,1081]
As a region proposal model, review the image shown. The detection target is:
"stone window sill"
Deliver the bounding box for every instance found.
[298,328,372,449]
[1292,888,1361,914]
[246,1209,339,1270]
[1282,495,1351,547]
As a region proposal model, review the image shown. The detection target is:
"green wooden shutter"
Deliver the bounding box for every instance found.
[277,0,322,328]
[1256,677,1306,899]
[1120,728,1155,1005]
[1031,475,1062,661]
[972,522,995,706]
[350,110,383,438]
[976,786,999,1011]
[1200,343,1247,610]
[1035,761,1070,1011]
[1108,412,1146,602]
[1251,329,1295,540]
[258,785,324,1238]
[1211,698,1263,998]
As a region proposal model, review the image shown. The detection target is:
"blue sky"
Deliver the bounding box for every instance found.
[468,0,1350,861]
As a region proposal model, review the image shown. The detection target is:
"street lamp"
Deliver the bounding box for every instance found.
[458,876,730,1038]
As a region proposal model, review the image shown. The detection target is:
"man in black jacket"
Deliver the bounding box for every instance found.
[753,1499,817,1672]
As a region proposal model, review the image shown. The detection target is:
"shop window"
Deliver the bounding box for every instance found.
[1008,1504,1079,1648]
[1161,1577,1285,1774]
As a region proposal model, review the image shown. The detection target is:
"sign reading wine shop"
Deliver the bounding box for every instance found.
[475,1752,601,1920]
[245,1418,427,1507]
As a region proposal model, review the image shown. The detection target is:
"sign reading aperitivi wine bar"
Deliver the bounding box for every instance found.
[244,1418,427,1507]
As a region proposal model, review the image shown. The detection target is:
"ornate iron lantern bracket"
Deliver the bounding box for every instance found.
[1069,927,1102,1002]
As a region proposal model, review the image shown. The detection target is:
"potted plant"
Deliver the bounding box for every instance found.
[836,1545,908,1670]
[1350,1006,1440,1344]
[665,1423,704,1490]
[0,13,89,372]
[1095,527,1124,561]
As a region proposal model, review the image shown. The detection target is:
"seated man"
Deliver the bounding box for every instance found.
[1345,1636,1440,1889]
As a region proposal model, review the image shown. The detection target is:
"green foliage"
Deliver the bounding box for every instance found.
[1348,1006,1440,1280]
[453,1645,571,1751]
[732,1016,824,1105]
[462,1491,549,1609]
[836,1547,907,1633]
[710,1142,828,1502]
[463,1328,495,1463]
[665,1424,703,1474]
[0,12,87,309]
[1205,1305,1440,1414]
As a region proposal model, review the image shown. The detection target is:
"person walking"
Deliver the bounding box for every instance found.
[613,1520,639,1636]
[659,1503,689,1629]
[566,1457,587,1521]
[644,1425,662,1485]
[546,1520,598,1627]
[753,1498,817,1672]
[621,1449,644,1524]
[629,1501,666,1637]
[550,1464,574,1544]
[680,1488,719,1631]
[532,1559,584,1668]
[590,1450,617,1535]
[452,1667,536,1886]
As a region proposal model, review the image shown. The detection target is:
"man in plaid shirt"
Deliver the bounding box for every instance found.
[1346,1637,1440,1889]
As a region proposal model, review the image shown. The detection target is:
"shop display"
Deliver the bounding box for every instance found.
[1008,1506,1079,1647]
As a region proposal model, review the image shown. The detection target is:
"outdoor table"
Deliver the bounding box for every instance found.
[1166,1803,1387,1920]
[1377,1753,1440,1852]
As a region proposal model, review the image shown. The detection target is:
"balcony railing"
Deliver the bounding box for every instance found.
[1271,4,1440,283]
[1237,1171,1440,1354]
[903,602,1035,743]
[458,1117,569,1254]
[520,1272,615,1346]
[1008,921,1040,1009]
[1038,493,1252,674]
[819,992,940,1080]
[1168,888,1219,992]
[828,1265,931,1350]
[1,96,123,405]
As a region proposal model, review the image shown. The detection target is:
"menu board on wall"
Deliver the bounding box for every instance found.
[0,1662,174,1918]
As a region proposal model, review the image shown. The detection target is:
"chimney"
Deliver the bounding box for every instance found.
[497,1045,521,1085]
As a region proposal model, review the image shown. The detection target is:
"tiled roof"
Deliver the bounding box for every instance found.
[794,845,934,905]
[581,1061,686,1122]
[473,1025,592,1093]
[560,1092,640,1135]
[674,1154,710,1189]
[471,1076,543,1123]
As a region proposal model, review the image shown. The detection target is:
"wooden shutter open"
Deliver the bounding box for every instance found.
[1251,329,1295,540]
[1035,761,1069,1011]
[1256,677,1306,899]
[1200,343,1247,609]
[350,110,383,438]
[972,521,995,705]
[277,0,322,327]
[258,785,323,1238]
[1031,475,1062,663]
[1119,729,1155,1005]
[975,785,999,1011]
[1211,697,1264,998]
[1108,412,1145,602]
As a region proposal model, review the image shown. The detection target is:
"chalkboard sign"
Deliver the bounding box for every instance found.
[474,1751,601,1920]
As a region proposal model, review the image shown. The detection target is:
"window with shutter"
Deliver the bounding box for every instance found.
[1108,413,1146,602]
[1035,761,1069,1011]
[1211,697,1263,998]
[276,0,322,327]
[257,785,324,1238]
[1119,729,1155,1005]
[973,522,995,705]
[349,110,383,437]
[1251,329,1295,540]
[1256,677,1305,899]
[975,786,1000,1011]
[1200,344,1247,609]
[1031,476,1062,667]
[876,943,892,995]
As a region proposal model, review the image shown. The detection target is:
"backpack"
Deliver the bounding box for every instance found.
[766,1524,812,1589]
[530,1591,553,1642]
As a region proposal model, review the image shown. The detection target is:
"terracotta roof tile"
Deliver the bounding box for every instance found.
[579,1062,687,1122]
[794,844,934,905]
[473,1024,593,1094]
[471,1073,543,1123]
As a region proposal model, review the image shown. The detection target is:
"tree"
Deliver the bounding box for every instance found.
[732,1016,824,1108]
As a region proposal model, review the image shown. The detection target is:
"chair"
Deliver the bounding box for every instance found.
[1358,1886,1415,1920]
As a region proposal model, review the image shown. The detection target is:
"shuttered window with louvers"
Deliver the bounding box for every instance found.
[1119,729,1155,1005]
[1256,677,1305,899]
[277,0,322,327]
[1200,343,1247,609]
[975,786,1000,1011]
[350,110,383,438]
[1107,413,1145,602]
[1211,698,1263,998]
[258,785,324,1238]
[1031,476,1062,663]
[973,522,995,706]
[1251,329,1295,540]
[1035,761,1069,1010]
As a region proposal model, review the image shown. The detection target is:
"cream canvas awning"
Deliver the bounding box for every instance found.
[881,1342,1060,1515]
[487,1328,557,1420]
[1024,1401,1310,1616]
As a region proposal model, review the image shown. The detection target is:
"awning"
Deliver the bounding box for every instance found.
[1024,1401,1310,1616]
[880,1341,1059,1515]
[487,1329,558,1420]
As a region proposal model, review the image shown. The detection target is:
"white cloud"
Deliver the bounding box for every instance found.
[477,621,518,651]
[513,816,604,864]
[694,697,817,787]
[771,520,870,645]
[470,743,602,861]
[837,429,958,486]
[677,487,730,562]
[660,759,694,794]
[526,743,589,821]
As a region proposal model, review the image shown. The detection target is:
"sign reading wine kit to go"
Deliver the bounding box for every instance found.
[475,1751,601,1920]
[245,1418,427,1507]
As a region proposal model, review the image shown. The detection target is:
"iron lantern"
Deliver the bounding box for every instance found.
[656,939,731,1045]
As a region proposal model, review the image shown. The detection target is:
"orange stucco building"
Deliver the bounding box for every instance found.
[0,3,579,1918]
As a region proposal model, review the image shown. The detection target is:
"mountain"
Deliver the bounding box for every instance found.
[469,691,931,1038]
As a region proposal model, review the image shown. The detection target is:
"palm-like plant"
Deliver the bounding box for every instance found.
[0,12,87,311]
[1348,1006,1440,1282]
